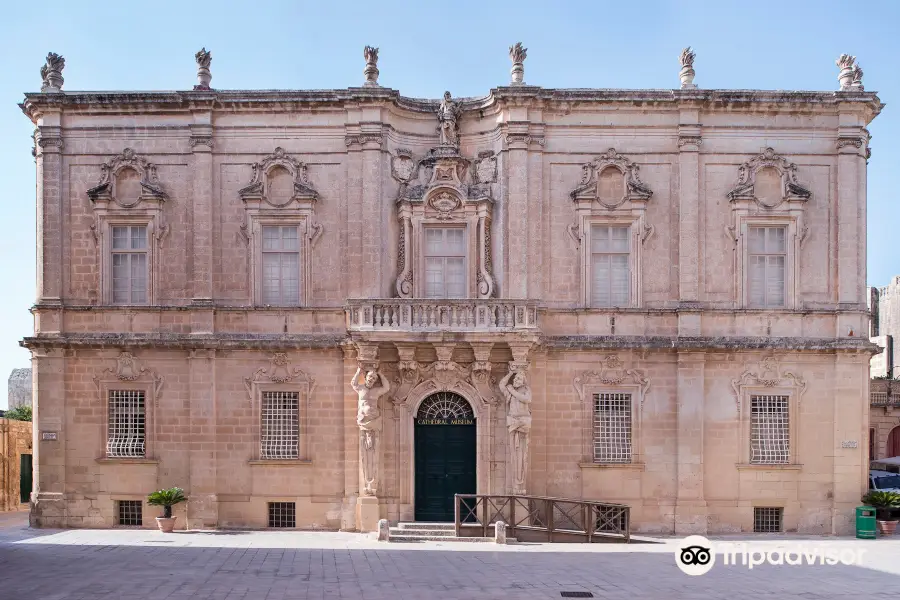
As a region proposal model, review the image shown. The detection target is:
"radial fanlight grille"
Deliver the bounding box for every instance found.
[417,392,474,419]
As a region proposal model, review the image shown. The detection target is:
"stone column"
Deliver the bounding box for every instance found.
[675,351,707,534]
[836,122,867,309]
[360,130,385,297]
[186,349,218,528]
[832,352,869,535]
[353,343,382,532]
[505,344,533,495]
[190,110,215,332]
[505,126,530,299]
[29,348,66,528]
[677,109,701,308]
[34,118,64,312]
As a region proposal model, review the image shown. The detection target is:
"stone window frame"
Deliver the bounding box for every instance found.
[246,214,313,307]
[579,215,646,309]
[418,222,470,299]
[735,385,801,467]
[247,381,312,464]
[576,381,646,467]
[96,216,164,306]
[733,215,801,310]
[94,379,159,463]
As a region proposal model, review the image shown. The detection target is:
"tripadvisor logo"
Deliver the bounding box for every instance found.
[676,536,867,575]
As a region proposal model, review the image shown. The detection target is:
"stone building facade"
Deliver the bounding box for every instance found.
[21,48,881,534]
[0,418,33,512]
[869,276,900,378]
[7,368,33,410]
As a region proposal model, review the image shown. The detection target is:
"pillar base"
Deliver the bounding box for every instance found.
[674,500,708,535]
[356,495,380,532]
[186,493,218,530]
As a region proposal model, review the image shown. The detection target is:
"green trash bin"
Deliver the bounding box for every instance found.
[856,506,876,539]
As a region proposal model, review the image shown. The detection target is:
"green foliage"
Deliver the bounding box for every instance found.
[3,406,32,421]
[147,487,186,518]
[862,490,900,519]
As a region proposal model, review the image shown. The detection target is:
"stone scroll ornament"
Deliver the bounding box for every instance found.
[351,366,391,496]
[499,366,532,495]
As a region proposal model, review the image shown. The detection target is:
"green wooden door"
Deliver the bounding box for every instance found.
[20,454,32,504]
[414,422,476,522]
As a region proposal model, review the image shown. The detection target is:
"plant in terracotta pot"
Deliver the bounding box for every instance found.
[148,487,186,533]
[862,490,900,535]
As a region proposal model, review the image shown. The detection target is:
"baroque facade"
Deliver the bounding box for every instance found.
[21,48,882,534]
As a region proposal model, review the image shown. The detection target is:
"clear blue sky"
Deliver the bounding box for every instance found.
[0,0,898,406]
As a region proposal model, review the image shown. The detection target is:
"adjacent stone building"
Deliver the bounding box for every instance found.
[21,47,881,534]
[0,418,33,512]
[869,276,900,378]
[7,368,33,410]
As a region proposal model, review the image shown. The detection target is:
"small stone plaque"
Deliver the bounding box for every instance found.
[41,431,58,441]
[841,440,858,448]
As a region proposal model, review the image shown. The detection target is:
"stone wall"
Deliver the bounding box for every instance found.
[0,418,33,512]
[870,278,900,377]
[7,369,32,410]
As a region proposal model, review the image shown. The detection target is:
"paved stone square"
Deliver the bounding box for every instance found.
[1,513,899,599]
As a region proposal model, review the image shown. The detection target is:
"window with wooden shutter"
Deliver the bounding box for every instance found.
[590,225,630,307]
[747,226,786,308]
[424,227,466,298]
[261,225,301,305]
[111,225,148,304]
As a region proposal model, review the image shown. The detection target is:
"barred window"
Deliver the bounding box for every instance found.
[261,391,299,459]
[748,226,786,308]
[262,225,300,305]
[591,225,630,308]
[593,393,632,463]
[111,225,148,304]
[117,500,142,526]
[268,502,296,528]
[107,390,145,458]
[753,507,783,533]
[750,395,790,464]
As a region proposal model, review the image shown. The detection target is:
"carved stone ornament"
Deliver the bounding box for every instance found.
[474,151,497,184]
[92,352,165,401]
[679,47,696,89]
[243,353,316,402]
[437,91,462,148]
[428,191,461,219]
[851,64,864,90]
[391,149,417,183]
[836,54,856,91]
[40,52,65,92]
[730,356,807,408]
[509,42,527,85]
[363,45,379,86]
[87,148,168,207]
[572,355,651,408]
[238,147,319,208]
[195,47,212,90]
[726,147,811,208]
[571,148,653,209]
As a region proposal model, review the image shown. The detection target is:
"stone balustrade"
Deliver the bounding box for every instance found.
[345,299,539,332]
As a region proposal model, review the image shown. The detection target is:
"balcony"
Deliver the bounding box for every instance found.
[345,299,539,333]
[871,392,900,407]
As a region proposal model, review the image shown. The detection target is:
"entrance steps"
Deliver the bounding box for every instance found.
[387,522,501,543]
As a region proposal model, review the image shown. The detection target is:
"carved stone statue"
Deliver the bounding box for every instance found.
[195,48,212,90]
[679,47,696,89]
[500,367,532,495]
[836,54,856,90]
[851,64,864,91]
[351,366,391,496]
[509,42,527,85]
[363,46,379,86]
[40,52,65,92]
[437,91,461,147]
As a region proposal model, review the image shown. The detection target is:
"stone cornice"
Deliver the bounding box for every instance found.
[20,87,884,123]
[542,335,879,354]
[20,333,347,351]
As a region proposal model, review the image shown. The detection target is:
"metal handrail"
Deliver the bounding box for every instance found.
[454,493,630,543]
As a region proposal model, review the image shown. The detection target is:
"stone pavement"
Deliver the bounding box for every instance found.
[1,514,899,599]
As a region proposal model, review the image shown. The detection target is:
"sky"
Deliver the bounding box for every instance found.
[0,0,898,407]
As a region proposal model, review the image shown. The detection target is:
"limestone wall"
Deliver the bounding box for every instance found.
[0,418,33,512]
[7,369,32,410]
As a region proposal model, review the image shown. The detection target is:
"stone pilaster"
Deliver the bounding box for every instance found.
[832,352,869,535]
[675,351,707,534]
[505,123,531,299]
[190,109,215,332]
[35,118,64,309]
[836,119,868,308]
[186,349,218,528]
[29,348,66,528]
[346,126,385,298]
[677,109,701,307]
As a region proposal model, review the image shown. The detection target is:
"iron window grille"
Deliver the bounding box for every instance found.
[107,390,146,458]
[753,507,783,533]
[260,391,300,459]
[593,393,632,463]
[117,500,142,526]
[750,395,790,464]
[268,502,296,528]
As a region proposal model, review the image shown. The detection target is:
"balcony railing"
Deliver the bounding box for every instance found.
[345,299,539,332]
[871,392,900,407]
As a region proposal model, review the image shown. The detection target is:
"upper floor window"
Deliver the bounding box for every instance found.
[748,226,786,308]
[424,227,466,298]
[262,225,301,305]
[111,226,148,304]
[590,225,630,308]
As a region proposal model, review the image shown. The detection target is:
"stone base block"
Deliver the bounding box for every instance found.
[356,496,380,532]
[674,500,708,535]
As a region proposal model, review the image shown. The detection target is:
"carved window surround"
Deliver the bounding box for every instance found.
[87,148,169,305]
[91,351,163,461]
[394,148,495,299]
[572,355,650,465]
[725,148,811,310]
[243,353,315,462]
[731,357,806,467]
[238,148,322,307]
[570,149,654,308]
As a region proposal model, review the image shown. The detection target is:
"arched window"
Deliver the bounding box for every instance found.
[417,392,474,419]
[887,425,900,459]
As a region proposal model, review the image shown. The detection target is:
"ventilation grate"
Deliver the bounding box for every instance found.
[753,507,783,533]
[117,500,142,526]
[560,593,594,598]
[268,502,296,528]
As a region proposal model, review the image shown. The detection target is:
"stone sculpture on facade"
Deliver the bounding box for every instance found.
[195,48,212,90]
[437,91,461,147]
[509,42,527,85]
[836,54,857,90]
[40,52,65,92]
[851,64,864,91]
[679,47,696,89]
[500,367,532,495]
[363,46,379,86]
[351,366,391,496]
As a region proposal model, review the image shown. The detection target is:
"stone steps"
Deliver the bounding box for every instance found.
[386,521,502,543]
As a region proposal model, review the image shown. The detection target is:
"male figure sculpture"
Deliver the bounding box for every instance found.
[351,366,391,495]
[437,91,461,147]
[499,368,532,494]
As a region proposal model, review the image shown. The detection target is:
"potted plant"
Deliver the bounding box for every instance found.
[862,490,900,535]
[148,487,186,533]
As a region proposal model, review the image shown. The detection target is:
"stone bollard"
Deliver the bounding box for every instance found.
[377,518,390,542]
[495,520,507,544]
